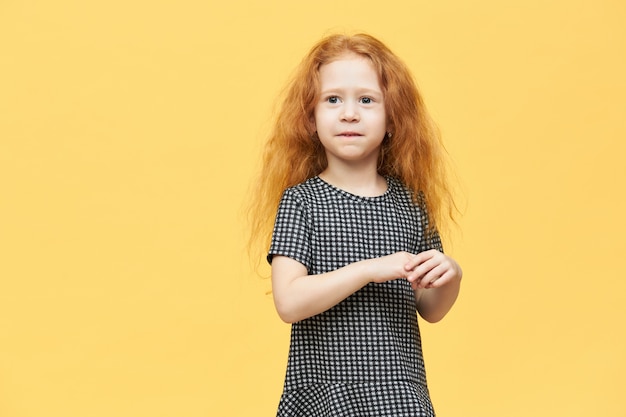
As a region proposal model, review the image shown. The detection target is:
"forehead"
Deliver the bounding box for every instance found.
[317,53,381,90]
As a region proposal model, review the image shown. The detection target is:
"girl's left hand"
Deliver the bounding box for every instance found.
[404,249,462,290]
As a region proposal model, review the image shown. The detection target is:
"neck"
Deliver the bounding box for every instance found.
[319,162,387,197]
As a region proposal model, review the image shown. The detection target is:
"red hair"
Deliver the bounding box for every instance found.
[247,33,457,262]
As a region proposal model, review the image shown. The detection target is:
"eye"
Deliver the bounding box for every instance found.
[327,96,340,104]
[360,97,373,104]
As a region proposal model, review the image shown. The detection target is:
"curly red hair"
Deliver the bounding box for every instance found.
[247,33,457,262]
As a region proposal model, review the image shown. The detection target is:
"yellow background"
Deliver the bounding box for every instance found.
[1,1,625,416]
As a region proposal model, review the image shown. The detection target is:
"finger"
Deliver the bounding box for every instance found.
[406,257,441,282]
[427,266,461,288]
[425,273,450,288]
[404,250,431,270]
[404,249,441,271]
[416,263,449,288]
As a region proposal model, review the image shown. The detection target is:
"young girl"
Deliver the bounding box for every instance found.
[249,33,462,417]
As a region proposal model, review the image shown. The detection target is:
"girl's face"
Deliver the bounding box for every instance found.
[313,53,387,169]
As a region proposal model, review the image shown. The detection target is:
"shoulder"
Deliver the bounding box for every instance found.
[281,177,327,204]
[387,176,419,204]
[388,176,429,207]
[275,178,322,217]
[286,176,320,194]
[386,176,430,222]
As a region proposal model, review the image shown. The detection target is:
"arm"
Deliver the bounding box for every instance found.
[405,249,463,323]
[271,252,414,323]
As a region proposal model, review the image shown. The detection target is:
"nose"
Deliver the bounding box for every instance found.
[341,103,360,122]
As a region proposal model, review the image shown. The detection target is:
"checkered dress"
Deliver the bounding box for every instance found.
[268,176,443,417]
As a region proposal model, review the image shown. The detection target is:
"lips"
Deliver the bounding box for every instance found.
[338,131,362,137]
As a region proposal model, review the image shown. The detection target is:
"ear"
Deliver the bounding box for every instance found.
[386,121,394,137]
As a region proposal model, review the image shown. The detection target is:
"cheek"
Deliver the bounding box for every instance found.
[312,107,323,130]
[313,110,331,130]
[376,113,386,124]
[374,115,388,132]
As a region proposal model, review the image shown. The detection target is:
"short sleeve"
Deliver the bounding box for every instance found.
[418,195,444,253]
[422,229,444,253]
[267,188,312,270]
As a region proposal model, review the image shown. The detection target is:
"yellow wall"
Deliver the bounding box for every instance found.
[1,1,625,416]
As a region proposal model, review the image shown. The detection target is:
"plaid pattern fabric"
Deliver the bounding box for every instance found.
[269,176,443,417]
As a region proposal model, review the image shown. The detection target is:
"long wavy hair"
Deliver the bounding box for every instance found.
[247,33,457,264]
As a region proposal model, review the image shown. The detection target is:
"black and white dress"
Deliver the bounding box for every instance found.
[268,176,443,417]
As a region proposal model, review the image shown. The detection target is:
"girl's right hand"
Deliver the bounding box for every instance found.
[272,252,415,323]
[366,251,415,284]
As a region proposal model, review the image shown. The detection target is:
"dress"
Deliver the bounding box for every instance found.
[268,176,443,417]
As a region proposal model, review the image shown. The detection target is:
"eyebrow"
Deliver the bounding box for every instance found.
[319,87,383,96]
